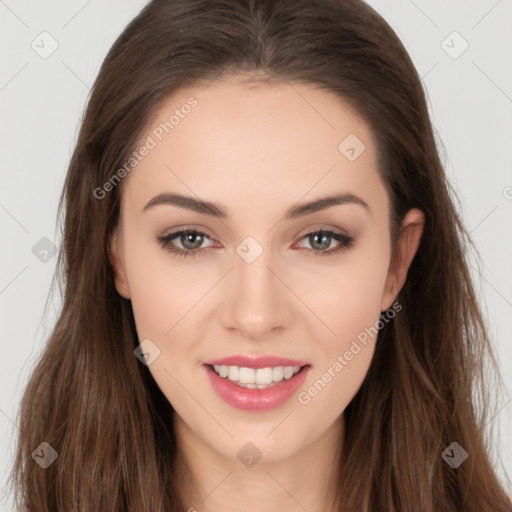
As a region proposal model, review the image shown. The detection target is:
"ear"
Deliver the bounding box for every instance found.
[381,208,424,311]
[108,228,131,299]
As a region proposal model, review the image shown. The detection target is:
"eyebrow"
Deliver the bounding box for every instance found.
[142,192,370,219]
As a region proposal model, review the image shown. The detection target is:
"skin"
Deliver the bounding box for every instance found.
[109,75,424,512]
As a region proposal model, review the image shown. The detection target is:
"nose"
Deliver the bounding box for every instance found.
[220,244,291,341]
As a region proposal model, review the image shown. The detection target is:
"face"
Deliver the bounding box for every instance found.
[109,75,423,464]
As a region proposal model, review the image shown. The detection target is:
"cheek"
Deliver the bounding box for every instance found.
[302,238,391,346]
[296,262,389,425]
[296,234,390,402]
[123,229,214,339]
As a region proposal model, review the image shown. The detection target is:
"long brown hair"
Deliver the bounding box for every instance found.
[7,0,511,510]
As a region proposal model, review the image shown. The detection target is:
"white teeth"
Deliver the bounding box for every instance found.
[228,366,239,381]
[211,364,303,386]
[256,367,273,385]
[239,367,255,384]
[272,366,283,381]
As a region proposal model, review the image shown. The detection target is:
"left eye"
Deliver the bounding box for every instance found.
[295,230,355,255]
[156,229,355,259]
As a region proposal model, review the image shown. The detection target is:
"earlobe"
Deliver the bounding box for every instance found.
[381,208,424,311]
[108,229,131,299]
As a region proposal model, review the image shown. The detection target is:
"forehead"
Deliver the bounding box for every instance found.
[121,77,387,220]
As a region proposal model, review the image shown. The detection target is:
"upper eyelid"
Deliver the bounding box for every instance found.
[162,221,352,237]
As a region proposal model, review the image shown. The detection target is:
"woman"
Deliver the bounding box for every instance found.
[9,0,512,510]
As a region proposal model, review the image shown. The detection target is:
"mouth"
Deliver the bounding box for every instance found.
[202,358,311,411]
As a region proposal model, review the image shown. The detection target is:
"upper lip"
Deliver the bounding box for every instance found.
[203,355,310,369]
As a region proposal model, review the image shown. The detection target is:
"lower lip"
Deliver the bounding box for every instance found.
[204,364,311,411]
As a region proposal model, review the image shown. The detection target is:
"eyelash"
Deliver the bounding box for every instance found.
[156,228,355,259]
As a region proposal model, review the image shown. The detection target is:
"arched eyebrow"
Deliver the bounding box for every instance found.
[142,192,370,219]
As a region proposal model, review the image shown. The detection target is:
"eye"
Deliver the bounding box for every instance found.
[156,229,215,259]
[293,229,355,257]
[156,228,355,259]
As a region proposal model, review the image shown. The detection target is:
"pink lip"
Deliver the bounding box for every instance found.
[203,355,309,369]
[203,358,312,411]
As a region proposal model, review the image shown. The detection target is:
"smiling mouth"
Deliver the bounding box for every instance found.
[207,364,308,389]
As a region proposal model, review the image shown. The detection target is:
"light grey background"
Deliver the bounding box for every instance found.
[1,0,511,508]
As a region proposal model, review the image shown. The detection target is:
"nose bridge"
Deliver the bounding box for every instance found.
[222,234,289,338]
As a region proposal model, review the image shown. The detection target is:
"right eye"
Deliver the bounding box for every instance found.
[156,229,216,259]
